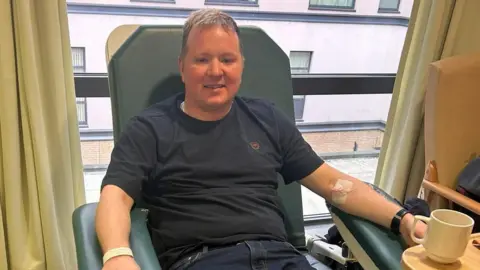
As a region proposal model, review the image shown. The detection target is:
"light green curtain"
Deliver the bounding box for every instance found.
[0,1,86,269]
[374,0,457,201]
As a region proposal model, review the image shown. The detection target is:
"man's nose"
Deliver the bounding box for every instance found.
[207,59,222,76]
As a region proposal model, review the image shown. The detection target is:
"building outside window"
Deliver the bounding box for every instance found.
[72,47,87,127]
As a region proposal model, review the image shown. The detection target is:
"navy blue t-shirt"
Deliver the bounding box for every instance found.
[101,93,324,269]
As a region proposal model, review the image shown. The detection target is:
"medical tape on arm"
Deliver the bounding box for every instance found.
[331,179,354,205]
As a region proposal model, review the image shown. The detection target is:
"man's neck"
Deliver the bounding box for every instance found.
[181,100,232,121]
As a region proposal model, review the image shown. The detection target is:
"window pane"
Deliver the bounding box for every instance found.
[76,98,88,127]
[309,0,354,8]
[71,47,85,72]
[299,93,390,216]
[79,97,113,202]
[379,0,400,10]
[69,0,414,218]
[289,51,311,74]
[293,96,306,121]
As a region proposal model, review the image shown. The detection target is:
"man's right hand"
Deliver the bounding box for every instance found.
[102,256,140,270]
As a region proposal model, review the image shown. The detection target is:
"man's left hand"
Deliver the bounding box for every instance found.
[399,213,427,247]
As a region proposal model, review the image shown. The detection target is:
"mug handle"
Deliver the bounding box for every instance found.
[410,215,430,245]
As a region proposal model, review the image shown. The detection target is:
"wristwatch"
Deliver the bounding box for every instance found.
[390,208,409,235]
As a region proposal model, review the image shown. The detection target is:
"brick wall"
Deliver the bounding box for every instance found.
[81,130,383,165]
[81,141,114,165]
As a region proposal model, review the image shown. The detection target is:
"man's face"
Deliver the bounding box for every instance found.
[179,25,243,110]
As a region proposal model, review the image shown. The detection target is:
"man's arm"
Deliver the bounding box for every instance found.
[96,185,134,253]
[271,104,423,244]
[300,163,422,245]
[95,116,157,268]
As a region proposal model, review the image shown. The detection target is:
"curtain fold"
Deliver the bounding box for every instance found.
[0,0,86,269]
[374,0,457,201]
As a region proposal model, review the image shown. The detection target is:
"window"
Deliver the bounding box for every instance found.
[309,0,355,9]
[205,0,257,6]
[69,0,414,220]
[71,47,85,73]
[289,52,310,122]
[76,97,88,127]
[379,0,400,12]
[289,51,312,74]
[293,96,306,122]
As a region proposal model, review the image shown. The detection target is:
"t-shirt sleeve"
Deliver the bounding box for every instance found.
[100,116,157,201]
[274,106,325,185]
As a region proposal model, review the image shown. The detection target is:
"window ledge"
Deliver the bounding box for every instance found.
[308,5,356,13]
[378,9,400,14]
[205,1,259,7]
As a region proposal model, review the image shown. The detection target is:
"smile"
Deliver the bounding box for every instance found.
[204,84,226,89]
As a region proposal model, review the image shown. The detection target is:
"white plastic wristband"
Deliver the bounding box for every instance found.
[103,247,134,264]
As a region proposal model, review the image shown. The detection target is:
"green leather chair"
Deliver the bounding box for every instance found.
[72,25,326,270]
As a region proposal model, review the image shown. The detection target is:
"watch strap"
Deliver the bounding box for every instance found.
[390,208,408,235]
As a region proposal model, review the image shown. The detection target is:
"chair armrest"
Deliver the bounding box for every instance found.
[422,180,480,215]
[328,184,406,270]
[72,203,161,270]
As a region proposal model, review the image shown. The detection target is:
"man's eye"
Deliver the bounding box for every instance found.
[222,58,235,64]
[195,58,208,63]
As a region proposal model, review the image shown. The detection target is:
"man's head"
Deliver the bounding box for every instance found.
[179,9,244,119]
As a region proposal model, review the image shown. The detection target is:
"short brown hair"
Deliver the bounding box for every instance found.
[181,8,241,58]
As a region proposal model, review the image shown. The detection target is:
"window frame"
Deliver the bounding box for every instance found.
[378,0,401,13]
[293,95,306,122]
[205,0,258,7]
[289,51,313,75]
[308,0,356,12]
[76,97,88,128]
[71,47,86,73]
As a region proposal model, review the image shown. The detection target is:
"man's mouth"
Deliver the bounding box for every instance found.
[204,84,226,89]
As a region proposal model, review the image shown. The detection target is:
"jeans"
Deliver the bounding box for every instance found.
[169,240,315,270]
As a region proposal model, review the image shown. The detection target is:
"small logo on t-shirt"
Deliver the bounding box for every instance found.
[249,142,260,150]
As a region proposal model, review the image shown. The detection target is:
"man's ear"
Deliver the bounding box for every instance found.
[178,57,185,83]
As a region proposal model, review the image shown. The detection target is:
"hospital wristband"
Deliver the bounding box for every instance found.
[103,247,134,264]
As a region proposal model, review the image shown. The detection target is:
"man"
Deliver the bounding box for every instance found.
[96,8,425,270]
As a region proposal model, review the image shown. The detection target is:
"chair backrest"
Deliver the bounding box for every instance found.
[106,25,307,248]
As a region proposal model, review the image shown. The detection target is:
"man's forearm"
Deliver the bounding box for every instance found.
[95,187,133,253]
[301,163,407,231]
[329,177,403,229]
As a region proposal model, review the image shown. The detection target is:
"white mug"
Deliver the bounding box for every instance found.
[410,209,474,264]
